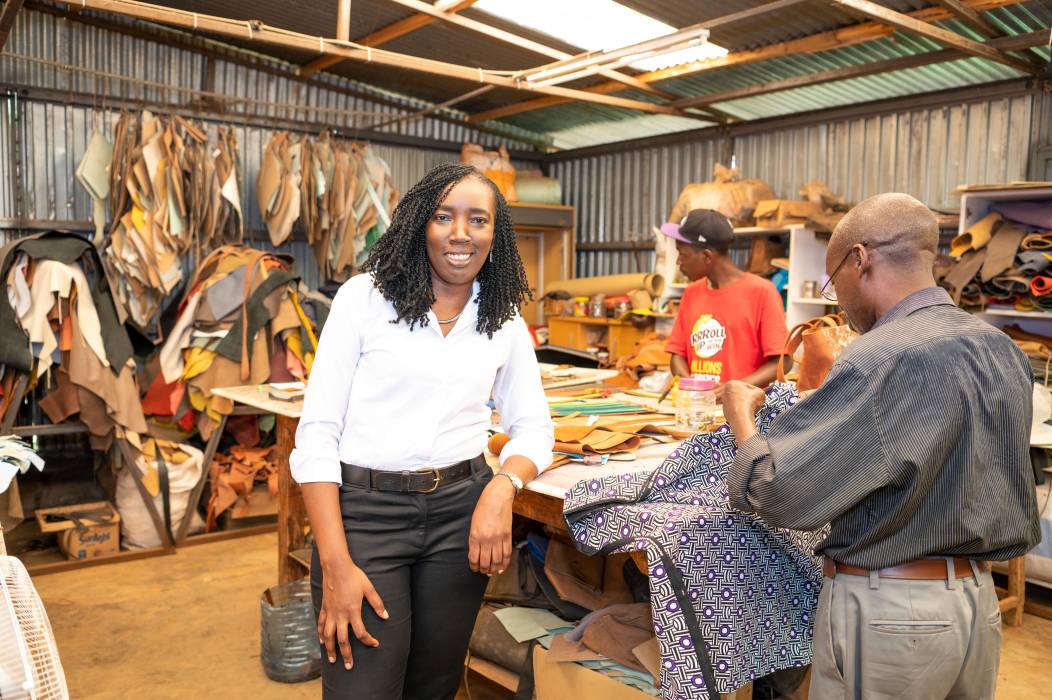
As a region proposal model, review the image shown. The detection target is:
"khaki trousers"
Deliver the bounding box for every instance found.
[809,566,1002,699]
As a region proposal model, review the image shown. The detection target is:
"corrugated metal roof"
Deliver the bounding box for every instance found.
[496,2,1052,148]
[60,0,1052,150]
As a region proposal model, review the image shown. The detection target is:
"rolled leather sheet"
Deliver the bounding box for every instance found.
[545,273,664,298]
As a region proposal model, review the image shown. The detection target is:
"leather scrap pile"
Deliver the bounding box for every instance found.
[206,444,277,530]
[938,201,1052,312]
[141,245,329,441]
[1002,324,1052,386]
[103,111,243,342]
[0,232,146,451]
[258,131,398,282]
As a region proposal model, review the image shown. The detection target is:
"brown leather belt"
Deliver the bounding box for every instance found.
[823,557,990,581]
[341,456,483,493]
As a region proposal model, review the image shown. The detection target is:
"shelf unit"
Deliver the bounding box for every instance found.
[959,185,1052,334]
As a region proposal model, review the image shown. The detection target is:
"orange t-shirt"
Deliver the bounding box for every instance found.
[665,273,787,383]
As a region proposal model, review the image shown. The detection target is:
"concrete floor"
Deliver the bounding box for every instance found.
[30,533,1052,699]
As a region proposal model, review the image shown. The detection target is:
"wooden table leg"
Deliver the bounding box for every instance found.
[276,414,307,584]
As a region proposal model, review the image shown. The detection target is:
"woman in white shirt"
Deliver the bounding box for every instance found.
[290,162,553,699]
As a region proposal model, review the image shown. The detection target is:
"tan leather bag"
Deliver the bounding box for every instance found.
[777,312,858,391]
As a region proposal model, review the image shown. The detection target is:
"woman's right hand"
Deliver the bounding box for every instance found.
[318,557,389,670]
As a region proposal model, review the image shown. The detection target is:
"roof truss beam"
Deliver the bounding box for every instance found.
[671,29,1050,109]
[829,0,1036,75]
[466,0,1030,124]
[52,0,689,117]
[301,0,479,77]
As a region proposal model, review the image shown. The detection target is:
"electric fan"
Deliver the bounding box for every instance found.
[0,525,69,700]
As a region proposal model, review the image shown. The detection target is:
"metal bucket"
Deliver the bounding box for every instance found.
[260,578,321,683]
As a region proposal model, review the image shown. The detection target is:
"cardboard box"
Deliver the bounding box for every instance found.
[35,501,120,561]
[533,646,654,700]
[754,200,822,228]
[533,646,756,700]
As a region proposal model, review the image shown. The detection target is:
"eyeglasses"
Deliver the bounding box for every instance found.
[820,242,872,303]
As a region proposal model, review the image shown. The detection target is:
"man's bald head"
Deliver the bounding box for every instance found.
[829,193,938,272]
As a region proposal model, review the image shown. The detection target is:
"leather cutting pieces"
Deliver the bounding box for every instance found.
[258,131,398,283]
[141,245,329,441]
[104,111,243,343]
[0,232,145,451]
[206,444,278,531]
[939,207,1052,310]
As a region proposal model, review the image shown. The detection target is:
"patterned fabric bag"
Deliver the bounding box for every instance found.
[563,383,826,699]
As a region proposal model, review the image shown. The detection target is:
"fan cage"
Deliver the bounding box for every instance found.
[0,555,69,700]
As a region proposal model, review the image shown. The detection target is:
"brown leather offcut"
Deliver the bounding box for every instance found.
[823,557,990,580]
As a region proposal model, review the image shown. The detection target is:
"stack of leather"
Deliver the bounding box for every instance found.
[258,132,398,283]
[0,232,146,451]
[489,415,687,470]
[206,444,277,530]
[940,203,1052,311]
[140,245,329,441]
[104,111,243,342]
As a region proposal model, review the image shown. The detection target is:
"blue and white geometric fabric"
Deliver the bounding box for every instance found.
[563,383,826,699]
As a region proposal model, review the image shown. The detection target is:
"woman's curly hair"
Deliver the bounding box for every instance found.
[361,162,531,338]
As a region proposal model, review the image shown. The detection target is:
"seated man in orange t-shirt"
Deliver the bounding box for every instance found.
[662,209,789,401]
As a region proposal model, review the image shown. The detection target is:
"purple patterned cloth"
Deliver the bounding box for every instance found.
[563,383,826,699]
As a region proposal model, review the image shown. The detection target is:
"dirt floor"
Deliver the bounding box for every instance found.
[29,532,1052,699]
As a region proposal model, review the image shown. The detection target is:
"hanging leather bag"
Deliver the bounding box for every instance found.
[776,312,858,391]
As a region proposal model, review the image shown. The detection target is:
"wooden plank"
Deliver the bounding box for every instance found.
[175,413,227,542]
[672,30,1050,109]
[830,0,1036,74]
[301,0,479,77]
[467,0,1029,123]
[933,0,1004,37]
[466,655,520,691]
[381,0,691,105]
[276,414,308,584]
[1024,597,1052,621]
[56,0,682,116]
[335,0,350,42]
[1005,555,1026,626]
[26,544,173,577]
[179,522,277,546]
[0,0,24,53]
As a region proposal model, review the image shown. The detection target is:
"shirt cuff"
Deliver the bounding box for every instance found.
[498,437,554,476]
[728,434,771,513]
[289,448,343,485]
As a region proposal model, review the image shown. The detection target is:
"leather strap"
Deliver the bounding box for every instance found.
[155,445,175,545]
[340,456,483,493]
[823,557,990,581]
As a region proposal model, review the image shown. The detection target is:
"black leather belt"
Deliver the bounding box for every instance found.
[340,455,484,493]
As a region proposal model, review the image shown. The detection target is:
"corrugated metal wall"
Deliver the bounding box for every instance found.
[553,92,1045,275]
[0,8,541,288]
[553,139,728,276]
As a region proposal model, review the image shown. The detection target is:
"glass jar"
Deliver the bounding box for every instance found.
[675,377,717,433]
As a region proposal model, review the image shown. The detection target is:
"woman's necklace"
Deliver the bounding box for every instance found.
[437,310,463,325]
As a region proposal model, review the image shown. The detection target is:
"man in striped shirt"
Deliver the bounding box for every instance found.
[723,193,1040,699]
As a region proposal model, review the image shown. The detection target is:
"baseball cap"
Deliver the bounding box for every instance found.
[659,209,734,249]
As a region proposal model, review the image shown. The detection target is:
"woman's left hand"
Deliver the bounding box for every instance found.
[468,476,516,576]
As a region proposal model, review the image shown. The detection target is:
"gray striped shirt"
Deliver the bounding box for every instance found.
[729,286,1041,569]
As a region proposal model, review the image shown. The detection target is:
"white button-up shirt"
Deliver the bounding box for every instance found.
[290,274,554,483]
